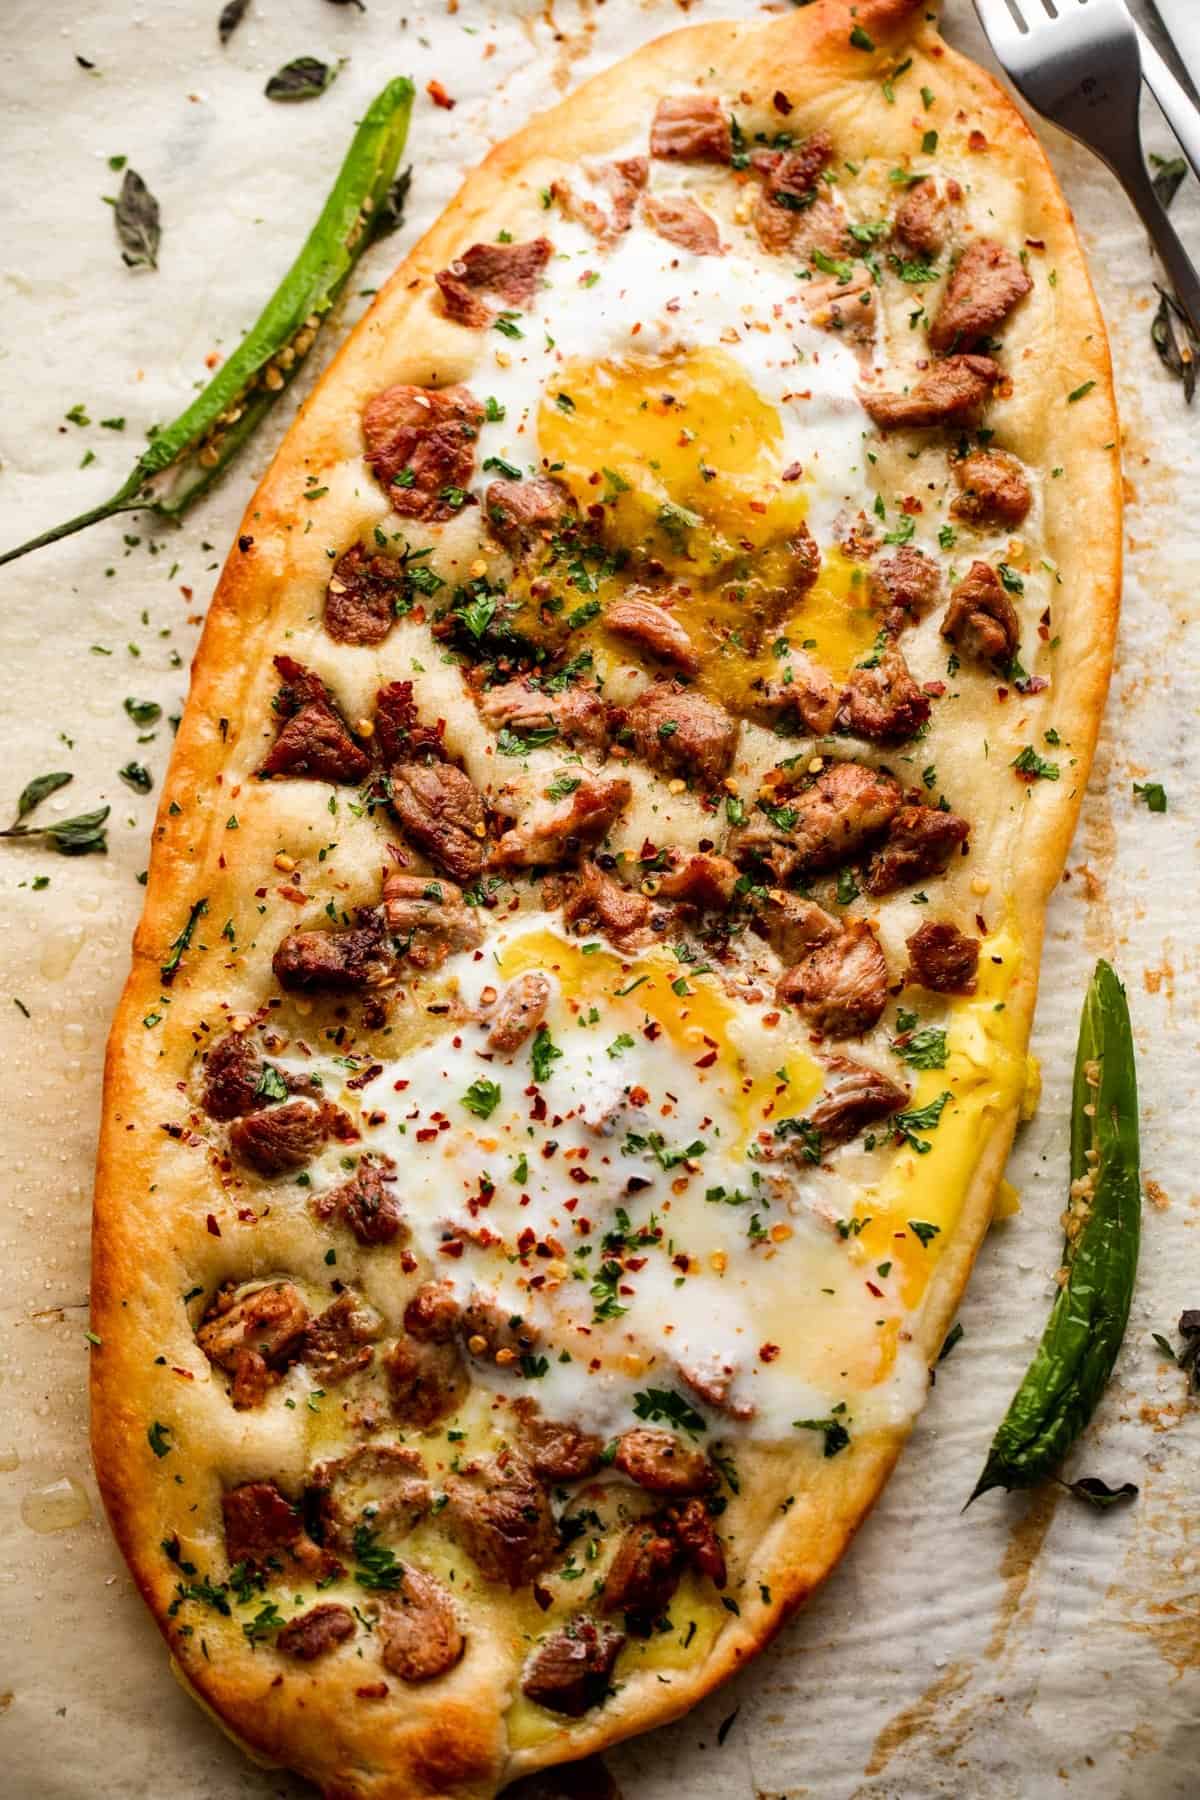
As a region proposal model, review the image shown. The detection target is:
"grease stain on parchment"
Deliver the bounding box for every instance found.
[1110,1496,1200,1679]
[986,1484,1061,1662]
[503,1753,622,1800]
[862,1661,972,1777]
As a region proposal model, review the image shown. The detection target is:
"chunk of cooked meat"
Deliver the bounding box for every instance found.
[313,1155,406,1246]
[228,1101,336,1176]
[678,1357,755,1422]
[777,921,889,1038]
[951,449,1032,527]
[301,1291,381,1385]
[390,761,486,884]
[600,1520,680,1633]
[276,1603,356,1661]
[561,861,652,947]
[837,643,931,744]
[806,1055,909,1146]
[757,191,850,259]
[729,761,902,882]
[311,1443,430,1551]
[485,476,576,549]
[435,237,553,326]
[613,1429,715,1496]
[479,677,608,749]
[222,1480,338,1581]
[382,871,484,969]
[462,1291,541,1364]
[444,1453,557,1587]
[750,132,836,252]
[510,1399,604,1483]
[378,1565,465,1682]
[641,193,721,256]
[753,893,840,965]
[373,679,446,765]
[521,1616,626,1716]
[259,655,371,785]
[384,1333,467,1429]
[201,1032,266,1122]
[606,595,700,673]
[486,972,551,1055]
[552,157,646,244]
[749,649,839,736]
[804,267,877,345]
[940,561,1020,666]
[929,238,1033,353]
[666,1498,727,1588]
[272,910,391,993]
[624,682,738,786]
[324,544,402,647]
[893,181,949,258]
[490,775,631,868]
[655,851,738,911]
[862,805,970,896]
[197,1281,310,1409]
[871,546,941,630]
[858,355,1002,431]
[403,1281,462,1343]
[906,919,980,994]
[649,93,731,163]
[362,383,484,520]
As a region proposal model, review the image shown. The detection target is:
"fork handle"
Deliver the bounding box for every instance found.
[1109,148,1200,341]
[1138,32,1200,186]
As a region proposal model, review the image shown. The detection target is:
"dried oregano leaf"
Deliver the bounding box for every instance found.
[15,771,73,823]
[114,168,161,270]
[265,57,339,102]
[218,0,249,45]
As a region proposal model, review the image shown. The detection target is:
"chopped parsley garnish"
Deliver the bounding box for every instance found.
[497,723,558,757]
[1133,781,1167,813]
[773,1116,822,1163]
[892,1091,952,1153]
[909,1219,942,1247]
[147,1421,172,1457]
[1012,745,1060,782]
[530,1024,562,1083]
[793,1409,851,1457]
[352,1525,404,1591]
[632,1388,707,1435]
[461,1077,502,1119]
[606,1033,636,1059]
[891,1009,948,1070]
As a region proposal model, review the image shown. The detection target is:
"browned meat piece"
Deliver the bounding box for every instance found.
[311,1443,430,1551]
[259,655,371,785]
[313,1155,406,1246]
[641,194,721,256]
[893,182,949,258]
[625,682,738,786]
[382,871,484,969]
[510,1399,604,1483]
[757,191,849,258]
[486,972,551,1055]
[600,1521,680,1632]
[479,677,608,750]
[490,776,630,869]
[929,238,1033,353]
[750,133,836,252]
[229,1101,336,1176]
[521,1616,625,1716]
[561,861,652,948]
[862,805,970,896]
[777,921,888,1038]
[941,561,1020,665]
[301,1291,381,1385]
[378,1566,465,1682]
[678,1358,755,1422]
[276,1603,356,1661]
[324,544,401,647]
[384,1333,467,1428]
[272,910,390,993]
[753,893,840,965]
[444,1453,557,1587]
[606,595,700,673]
[485,476,576,549]
[837,643,931,745]
[858,355,1002,431]
[871,547,941,630]
[614,1428,715,1496]
[362,383,484,521]
[650,93,731,163]
[951,449,1032,527]
[552,157,647,244]
[753,132,834,201]
[729,761,902,882]
[906,919,980,994]
[404,1282,462,1342]
[435,237,553,328]
[201,1032,265,1121]
[222,1480,338,1581]
[666,1498,727,1588]
[197,1281,310,1409]
[390,762,485,884]
[751,650,840,737]
[462,1292,541,1363]
[655,851,738,911]
[805,268,877,345]
[807,1055,909,1146]
[374,680,446,764]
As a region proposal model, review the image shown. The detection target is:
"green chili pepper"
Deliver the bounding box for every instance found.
[968,960,1140,1502]
[1,76,415,569]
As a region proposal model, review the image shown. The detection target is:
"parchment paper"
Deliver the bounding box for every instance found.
[1,4,1197,1796]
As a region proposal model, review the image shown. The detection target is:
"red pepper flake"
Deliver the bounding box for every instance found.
[415,1127,438,1143]
[758,1342,781,1364]
[236,1207,258,1224]
[400,1249,418,1273]
[922,680,946,698]
[356,1683,389,1700]
[773,89,793,115]
[866,1280,884,1298]
[781,461,803,482]
[206,1213,221,1237]
[532,1584,553,1612]
[563,1196,579,1212]
[517,1227,536,1255]
[277,886,307,905]
[438,1238,465,1259]
[427,78,455,109]
[347,1062,383,1091]
[643,1021,663,1042]
[694,1051,718,1070]
[569,1166,590,1184]
[968,129,988,151]
[171,1366,194,1380]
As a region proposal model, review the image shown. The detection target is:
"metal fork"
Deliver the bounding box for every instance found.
[971,0,1200,339]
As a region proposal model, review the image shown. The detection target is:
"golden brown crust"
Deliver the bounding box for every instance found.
[91,1,1121,1794]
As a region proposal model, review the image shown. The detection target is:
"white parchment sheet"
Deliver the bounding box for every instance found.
[1,3,1197,1795]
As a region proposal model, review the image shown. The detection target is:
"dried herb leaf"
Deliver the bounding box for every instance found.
[15,770,73,824]
[1151,1331,1178,1364]
[1178,1309,1200,1392]
[1151,285,1196,405]
[1062,1476,1138,1511]
[372,166,412,238]
[114,169,161,271]
[265,57,339,103]
[218,0,250,45]
[161,897,209,985]
[1,806,111,856]
[119,761,153,794]
[1150,153,1187,210]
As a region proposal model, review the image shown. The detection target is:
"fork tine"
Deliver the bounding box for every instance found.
[971,0,1030,67]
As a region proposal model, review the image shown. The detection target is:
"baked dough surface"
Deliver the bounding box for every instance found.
[91,2,1120,1794]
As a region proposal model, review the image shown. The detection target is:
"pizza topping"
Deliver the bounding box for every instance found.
[276,1604,356,1662]
[928,239,1032,353]
[871,546,942,632]
[259,656,371,785]
[301,1291,381,1385]
[461,1290,542,1364]
[197,1280,310,1408]
[561,862,653,948]
[893,180,952,258]
[599,1519,680,1632]
[485,475,577,549]
[435,237,553,327]
[906,920,980,995]
[941,561,1020,666]
[623,682,738,787]
[201,1031,269,1121]
[551,157,647,244]
[486,972,552,1055]
[749,132,836,252]
[730,761,902,883]
[389,761,487,883]
[613,1428,716,1496]
[489,774,630,868]
[222,1480,338,1581]
[362,383,484,520]
[751,648,840,737]
[605,594,701,673]
[228,1100,342,1176]
[666,1497,727,1588]
[649,93,731,163]
[862,804,970,897]
[404,1281,462,1342]
[479,676,609,749]
[510,1398,604,1483]
[776,920,889,1039]
[382,870,485,968]
[377,1566,465,1682]
[521,1616,626,1716]
[273,910,391,992]
[373,680,447,765]
[444,1452,557,1587]
[803,267,877,347]
[858,355,1002,431]
[312,1444,431,1551]
[806,1056,909,1146]
[324,544,402,647]
[313,1154,406,1245]
[753,892,840,964]
[641,194,722,258]
[950,449,1032,527]
[654,851,739,914]
[384,1331,468,1428]
[836,642,931,744]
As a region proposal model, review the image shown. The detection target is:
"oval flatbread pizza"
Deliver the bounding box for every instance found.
[91,2,1120,1794]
